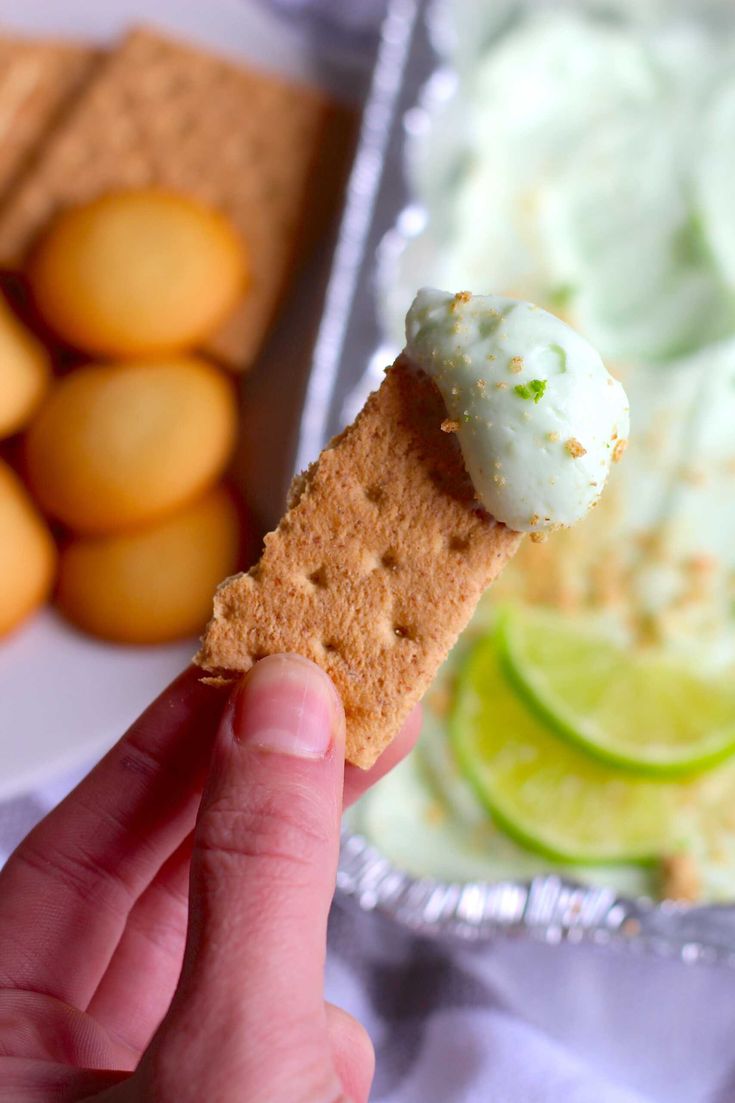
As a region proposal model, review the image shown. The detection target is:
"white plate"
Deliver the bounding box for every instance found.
[0,0,341,801]
[0,611,192,802]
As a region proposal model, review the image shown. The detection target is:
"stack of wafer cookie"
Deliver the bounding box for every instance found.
[197,357,522,769]
[0,26,350,369]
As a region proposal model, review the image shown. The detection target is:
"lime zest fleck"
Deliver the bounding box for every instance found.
[550,343,567,373]
[549,282,576,309]
[514,379,547,404]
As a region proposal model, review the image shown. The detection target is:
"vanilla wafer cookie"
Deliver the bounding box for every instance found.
[0,36,98,200]
[0,27,345,369]
[196,356,522,768]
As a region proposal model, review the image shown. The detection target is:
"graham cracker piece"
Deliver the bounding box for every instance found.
[196,357,522,768]
[0,35,98,202]
[0,27,347,369]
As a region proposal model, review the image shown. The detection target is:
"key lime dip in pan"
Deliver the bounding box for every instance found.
[351,0,735,905]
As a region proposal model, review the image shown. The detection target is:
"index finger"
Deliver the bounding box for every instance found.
[0,666,227,1008]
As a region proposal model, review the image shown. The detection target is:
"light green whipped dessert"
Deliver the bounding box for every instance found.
[354,0,735,904]
[405,288,629,532]
[387,3,735,367]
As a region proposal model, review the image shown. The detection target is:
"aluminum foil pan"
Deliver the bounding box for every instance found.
[295,0,735,962]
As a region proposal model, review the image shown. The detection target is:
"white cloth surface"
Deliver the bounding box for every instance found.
[1,773,735,1103]
[326,900,735,1102]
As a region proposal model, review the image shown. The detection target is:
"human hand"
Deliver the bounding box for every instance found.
[0,654,421,1102]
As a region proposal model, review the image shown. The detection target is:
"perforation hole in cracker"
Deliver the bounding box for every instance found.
[392,623,415,641]
[380,550,399,571]
[364,484,385,505]
[448,534,471,552]
[306,566,328,589]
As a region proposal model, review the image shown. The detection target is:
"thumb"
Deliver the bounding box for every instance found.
[150,654,347,1102]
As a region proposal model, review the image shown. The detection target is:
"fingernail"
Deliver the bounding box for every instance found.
[231,653,343,759]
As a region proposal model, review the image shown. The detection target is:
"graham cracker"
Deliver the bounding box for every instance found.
[196,357,522,768]
[0,35,98,202]
[0,27,349,369]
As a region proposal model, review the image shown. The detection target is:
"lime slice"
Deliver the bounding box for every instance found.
[498,607,735,778]
[450,635,680,863]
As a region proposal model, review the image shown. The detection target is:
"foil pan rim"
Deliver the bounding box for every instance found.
[304,0,735,961]
[338,828,735,965]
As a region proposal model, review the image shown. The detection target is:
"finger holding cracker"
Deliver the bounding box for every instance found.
[197,289,629,768]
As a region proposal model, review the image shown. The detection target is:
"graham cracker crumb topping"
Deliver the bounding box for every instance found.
[612,438,628,463]
[566,437,587,458]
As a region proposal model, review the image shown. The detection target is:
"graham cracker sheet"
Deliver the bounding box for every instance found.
[0,33,98,203]
[197,358,522,768]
